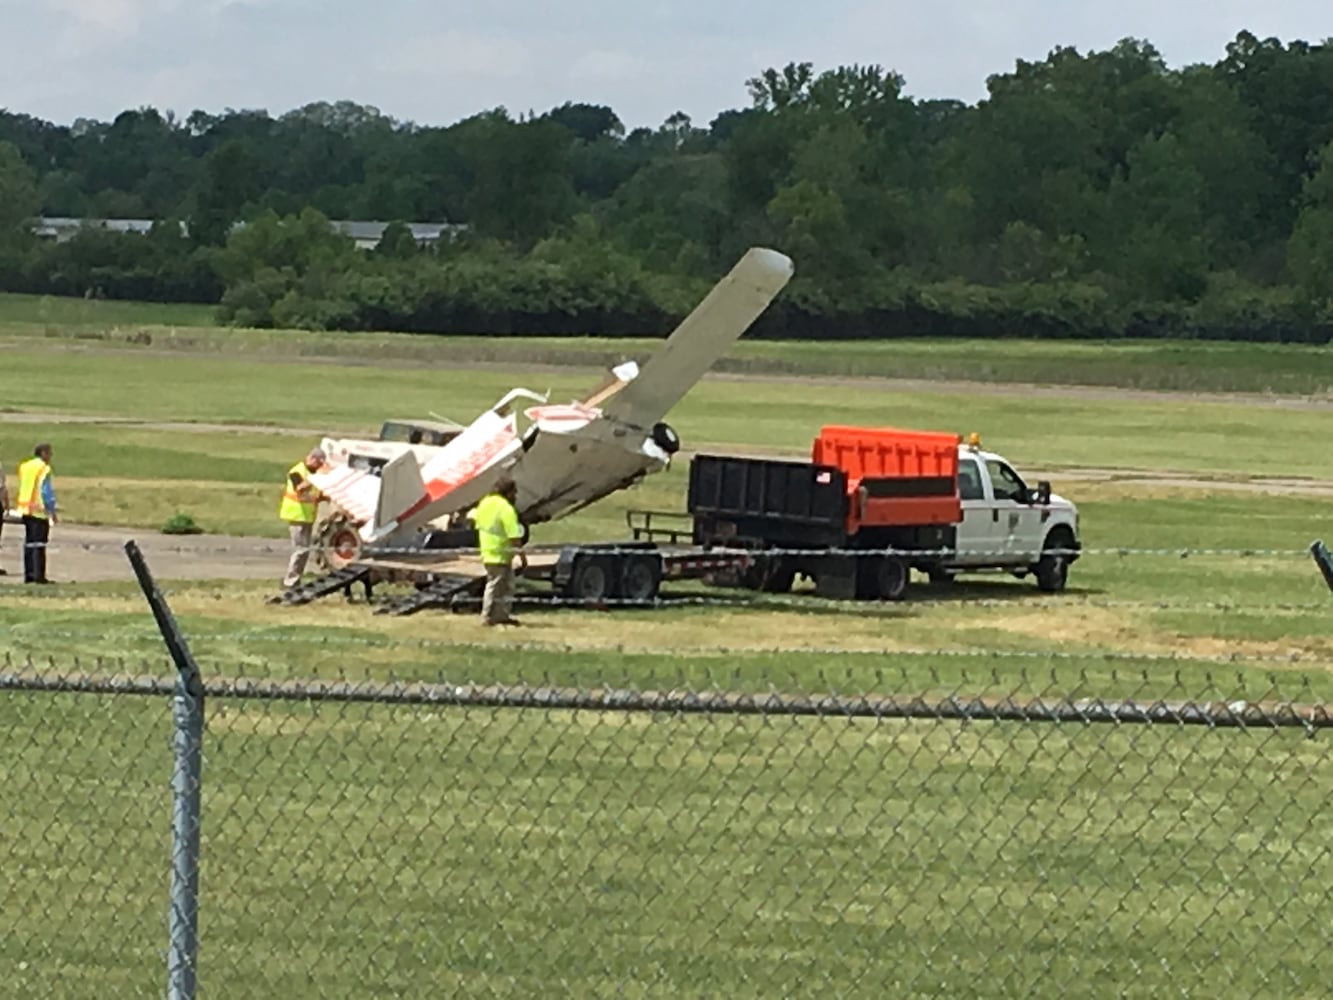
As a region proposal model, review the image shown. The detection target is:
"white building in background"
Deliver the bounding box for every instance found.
[32,217,465,249]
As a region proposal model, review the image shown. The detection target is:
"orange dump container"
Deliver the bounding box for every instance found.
[813,426,962,530]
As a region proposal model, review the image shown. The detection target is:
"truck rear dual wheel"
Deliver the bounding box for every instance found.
[741,558,794,594]
[857,555,909,601]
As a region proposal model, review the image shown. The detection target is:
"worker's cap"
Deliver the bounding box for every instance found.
[307,447,327,462]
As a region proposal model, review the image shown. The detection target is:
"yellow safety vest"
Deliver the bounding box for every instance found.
[17,458,51,520]
[279,461,322,523]
[470,493,522,564]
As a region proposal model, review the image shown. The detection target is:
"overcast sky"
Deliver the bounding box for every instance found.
[2,1,1329,130]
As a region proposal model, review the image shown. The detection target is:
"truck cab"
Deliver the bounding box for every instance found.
[946,437,1080,591]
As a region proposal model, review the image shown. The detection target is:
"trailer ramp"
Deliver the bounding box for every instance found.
[374,571,488,617]
[273,566,372,607]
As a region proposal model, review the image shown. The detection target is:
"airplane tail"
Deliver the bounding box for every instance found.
[374,451,427,538]
[367,407,525,541]
[599,247,793,427]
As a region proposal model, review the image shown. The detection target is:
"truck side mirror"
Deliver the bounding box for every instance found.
[1035,481,1051,505]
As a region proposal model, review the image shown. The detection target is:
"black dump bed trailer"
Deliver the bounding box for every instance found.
[684,454,956,600]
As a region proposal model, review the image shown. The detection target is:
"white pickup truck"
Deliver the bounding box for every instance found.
[932,440,1081,592]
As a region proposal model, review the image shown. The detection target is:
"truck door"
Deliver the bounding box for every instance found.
[985,459,1040,561]
[955,457,1001,564]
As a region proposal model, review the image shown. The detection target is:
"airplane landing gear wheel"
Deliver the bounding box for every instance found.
[651,422,681,455]
[316,515,363,572]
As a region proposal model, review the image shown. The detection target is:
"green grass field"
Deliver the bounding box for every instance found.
[2,690,1325,997]
[4,291,1333,394]
[2,300,1331,996]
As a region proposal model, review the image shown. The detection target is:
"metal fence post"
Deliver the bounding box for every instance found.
[125,540,203,1000]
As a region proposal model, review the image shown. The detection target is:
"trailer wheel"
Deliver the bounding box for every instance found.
[568,555,614,603]
[870,556,909,601]
[620,554,663,602]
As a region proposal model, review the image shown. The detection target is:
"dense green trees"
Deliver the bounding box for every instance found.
[3,32,1333,341]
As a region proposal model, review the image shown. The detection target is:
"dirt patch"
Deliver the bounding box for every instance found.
[981,606,1137,649]
[0,523,285,586]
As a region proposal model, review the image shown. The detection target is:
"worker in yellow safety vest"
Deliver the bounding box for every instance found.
[468,475,527,626]
[280,448,329,589]
[16,443,58,585]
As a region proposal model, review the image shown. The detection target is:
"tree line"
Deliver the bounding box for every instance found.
[3,31,1333,342]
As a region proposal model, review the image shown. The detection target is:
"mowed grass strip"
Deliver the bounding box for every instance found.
[5,579,1332,701]
[8,349,1333,484]
[1,691,1326,996]
[5,291,1333,394]
[3,489,1331,698]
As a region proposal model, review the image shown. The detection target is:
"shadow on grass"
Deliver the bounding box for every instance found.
[424,577,1110,621]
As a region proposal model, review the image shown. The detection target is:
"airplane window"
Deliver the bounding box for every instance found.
[958,460,984,501]
[986,460,1027,502]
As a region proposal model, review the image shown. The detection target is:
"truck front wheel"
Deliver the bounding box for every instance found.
[1035,530,1074,593]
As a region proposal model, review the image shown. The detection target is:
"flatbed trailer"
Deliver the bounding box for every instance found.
[274,529,760,615]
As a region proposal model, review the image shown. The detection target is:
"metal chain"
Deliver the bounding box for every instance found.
[14,540,1320,558]
[12,627,1333,668]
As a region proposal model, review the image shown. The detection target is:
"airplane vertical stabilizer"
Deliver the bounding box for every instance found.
[374,451,427,538]
[370,408,524,540]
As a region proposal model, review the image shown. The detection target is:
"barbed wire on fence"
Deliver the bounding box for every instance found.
[3,663,1329,732]
[8,625,1333,670]
[14,539,1324,559]
[7,578,1333,615]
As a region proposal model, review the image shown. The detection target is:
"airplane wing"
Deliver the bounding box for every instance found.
[598,247,793,428]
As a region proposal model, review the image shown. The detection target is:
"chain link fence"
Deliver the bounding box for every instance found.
[2,654,1330,999]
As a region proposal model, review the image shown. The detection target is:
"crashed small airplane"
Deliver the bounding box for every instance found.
[308,246,794,567]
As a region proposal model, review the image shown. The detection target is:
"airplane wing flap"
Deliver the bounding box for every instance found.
[601,247,793,427]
